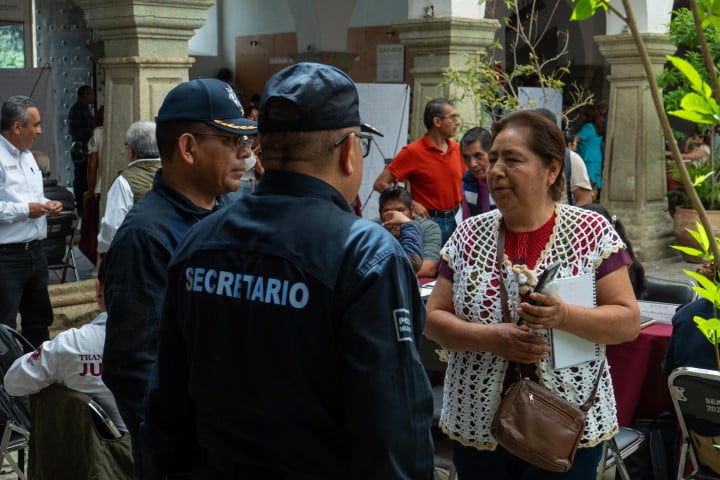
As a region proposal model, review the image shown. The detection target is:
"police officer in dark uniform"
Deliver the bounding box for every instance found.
[142,62,435,479]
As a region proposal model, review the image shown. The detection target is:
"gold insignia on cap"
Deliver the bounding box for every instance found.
[213,119,257,130]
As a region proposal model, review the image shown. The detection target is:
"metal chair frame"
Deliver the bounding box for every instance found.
[596,427,645,480]
[668,367,720,480]
[45,212,79,283]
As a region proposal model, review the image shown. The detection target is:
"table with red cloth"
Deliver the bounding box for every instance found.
[607,323,674,427]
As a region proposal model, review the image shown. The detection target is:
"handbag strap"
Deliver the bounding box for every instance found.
[497,223,512,324]
[496,220,604,413]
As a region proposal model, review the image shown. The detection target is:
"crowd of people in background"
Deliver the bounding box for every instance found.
[1,61,716,479]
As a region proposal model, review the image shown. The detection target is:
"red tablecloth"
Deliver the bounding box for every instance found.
[607,323,674,426]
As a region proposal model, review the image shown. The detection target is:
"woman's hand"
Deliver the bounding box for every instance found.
[493,323,550,363]
[517,292,570,331]
[516,268,640,345]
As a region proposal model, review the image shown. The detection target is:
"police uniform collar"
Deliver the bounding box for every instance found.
[151,169,222,219]
[254,170,353,213]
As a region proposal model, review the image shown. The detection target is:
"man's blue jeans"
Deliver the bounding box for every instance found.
[430,215,457,246]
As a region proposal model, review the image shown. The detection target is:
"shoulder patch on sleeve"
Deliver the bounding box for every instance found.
[393,308,414,343]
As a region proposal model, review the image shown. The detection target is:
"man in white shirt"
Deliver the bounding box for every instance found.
[4,260,126,432]
[96,120,160,257]
[0,96,62,350]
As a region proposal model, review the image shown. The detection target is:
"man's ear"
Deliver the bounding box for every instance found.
[176,133,196,165]
[338,132,356,176]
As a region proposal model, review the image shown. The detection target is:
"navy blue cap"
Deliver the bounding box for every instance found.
[258,62,382,136]
[156,78,257,135]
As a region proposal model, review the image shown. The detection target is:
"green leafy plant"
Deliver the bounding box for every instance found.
[668,158,719,210]
[658,8,720,115]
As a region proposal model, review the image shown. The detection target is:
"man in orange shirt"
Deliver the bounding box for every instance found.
[373,98,464,244]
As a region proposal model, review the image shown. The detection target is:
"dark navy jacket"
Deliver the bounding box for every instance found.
[102,169,218,439]
[143,170,435,479]
[663,298,720,435]
[663,298,718,377]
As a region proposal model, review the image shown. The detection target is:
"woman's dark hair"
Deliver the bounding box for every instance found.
[491,110,566,201]
[581,203,647,298]
[583,105,605,137]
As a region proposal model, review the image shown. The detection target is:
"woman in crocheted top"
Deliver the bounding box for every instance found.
[425,110,640,479]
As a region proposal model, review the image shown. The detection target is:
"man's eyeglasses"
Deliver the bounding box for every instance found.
[189,133,253,150]
[438,113,460,120]
[334,132,373,158]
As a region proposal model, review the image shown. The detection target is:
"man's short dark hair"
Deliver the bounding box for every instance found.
[1,95,36,130]
[460,127,492,152]
[423,98,454,131]
[78,85,93,97]
[156,121,206,161]
[379,185,413,214]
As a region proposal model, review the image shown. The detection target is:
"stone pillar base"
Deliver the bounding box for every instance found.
[611,201,674,262]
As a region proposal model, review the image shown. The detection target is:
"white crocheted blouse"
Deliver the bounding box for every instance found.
[439,203,625,451]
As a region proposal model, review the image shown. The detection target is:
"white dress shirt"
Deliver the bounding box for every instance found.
[0,134,48,243]
[4,312,127,431]
[96,158,158,254]
[87,126,103,195]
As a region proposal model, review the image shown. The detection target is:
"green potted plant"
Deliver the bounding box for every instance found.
[656,8,720,259]
[669,157,720,261]
[571,0,720,363]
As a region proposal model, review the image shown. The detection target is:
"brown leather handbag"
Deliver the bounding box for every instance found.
[490,374,596,472]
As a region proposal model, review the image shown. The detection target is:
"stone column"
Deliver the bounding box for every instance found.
[287,0,358,73]
[289,52,358,73]
[393,17,500,140]
[595,33,677,261]
[73,0,214,216]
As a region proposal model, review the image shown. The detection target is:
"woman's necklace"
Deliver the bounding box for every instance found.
[505,214,556,295]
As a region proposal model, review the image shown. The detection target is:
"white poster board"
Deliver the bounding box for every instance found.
[356,83,410,219]
[518,87,563,127]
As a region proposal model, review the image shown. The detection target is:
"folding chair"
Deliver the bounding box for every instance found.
[44,211,79,283]
[0,392,30,480]
[642,275,697,305]
[596,427,645,480]
[668,367,720,480]
[0,325,34,479]
[28,385,133,480]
